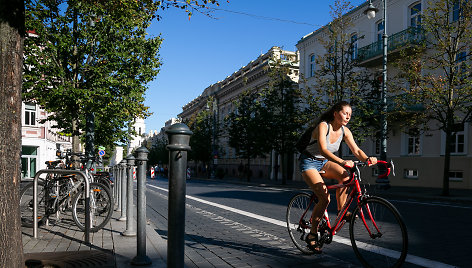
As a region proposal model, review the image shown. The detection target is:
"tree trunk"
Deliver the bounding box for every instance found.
[72,119,80,152]
[0,0,25,266]
[442,124,452,196]
[246,157,251,182]
[281,152,287,185]
[273,152,279,181]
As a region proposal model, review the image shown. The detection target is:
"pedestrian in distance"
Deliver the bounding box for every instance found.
[298,101,377,253]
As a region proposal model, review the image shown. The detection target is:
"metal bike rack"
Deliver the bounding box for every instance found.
[33,169,91,243]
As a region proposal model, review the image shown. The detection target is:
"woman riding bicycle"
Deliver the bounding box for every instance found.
[299,101,377,253]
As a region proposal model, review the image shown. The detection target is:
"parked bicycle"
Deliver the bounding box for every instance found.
[19,152,113,232]
[286,160,408,268]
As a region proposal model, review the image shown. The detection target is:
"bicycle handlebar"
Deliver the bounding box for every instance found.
[343,160,395,184]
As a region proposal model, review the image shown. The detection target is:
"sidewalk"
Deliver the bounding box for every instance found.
[22,209,167,268]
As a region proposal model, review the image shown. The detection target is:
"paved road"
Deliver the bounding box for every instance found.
[145,177,470,268]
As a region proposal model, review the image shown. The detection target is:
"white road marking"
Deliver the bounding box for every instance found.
[389,199,472,210]
[147,184,458,268]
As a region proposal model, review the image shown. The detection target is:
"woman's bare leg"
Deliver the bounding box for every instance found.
[302,169,329,235]
[321,161,349,210]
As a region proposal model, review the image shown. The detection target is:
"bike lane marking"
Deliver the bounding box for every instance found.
[389,199,472,210]
[147,184,458,268]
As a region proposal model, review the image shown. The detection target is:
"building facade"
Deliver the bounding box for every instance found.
[21,102,72,180]
[145,117,180,148]
[179,46,300,180]
[296,0,471,189]
[129,117,146,152]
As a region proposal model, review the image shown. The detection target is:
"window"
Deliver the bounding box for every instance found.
[455,51,467,78]
[449,171,463,182]
[309,54,316,77]
[452,0,470,21]
[450,123,465,154]
[351,34,358,60]
[24,102,36,126]
[410,3,422,28]
[328,46,335,70]
[404,169,418,179]
[21,146,38,179]
[376,20,384,52]
[453,1,460,21]
[407,128,421,155]
[377,20,384,42]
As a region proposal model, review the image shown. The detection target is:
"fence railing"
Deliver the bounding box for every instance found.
[357,27,425,63]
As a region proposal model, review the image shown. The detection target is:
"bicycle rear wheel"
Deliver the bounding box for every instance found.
[71,182,113,232]
[19,181,47,227]
[350,196,408,268]
[286,192,316,255]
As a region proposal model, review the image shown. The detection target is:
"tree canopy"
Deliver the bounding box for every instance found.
[23,0,162,151]
[22,0,222,152]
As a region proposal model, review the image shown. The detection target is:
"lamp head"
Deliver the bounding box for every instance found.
[364,2,378,19]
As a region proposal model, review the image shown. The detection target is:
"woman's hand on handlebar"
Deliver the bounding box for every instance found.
[367,156,378,166]
[343,160,355,168]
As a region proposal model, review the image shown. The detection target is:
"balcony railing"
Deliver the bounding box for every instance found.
[357,27,425,63]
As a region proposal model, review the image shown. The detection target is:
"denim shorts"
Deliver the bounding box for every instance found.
[299,154,328,173]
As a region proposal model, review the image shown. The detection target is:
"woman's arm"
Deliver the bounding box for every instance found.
[344,127,377,165]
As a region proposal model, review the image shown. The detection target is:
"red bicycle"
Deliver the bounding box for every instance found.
[286,160,408,268]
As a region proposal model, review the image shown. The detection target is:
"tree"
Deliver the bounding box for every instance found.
[186,98,219,176]
[260,57,304,184]
[226,90,269,181]
[0,0,25,266]
[392,0,472,196]
[148,136,169,167]
[22,0,162,152]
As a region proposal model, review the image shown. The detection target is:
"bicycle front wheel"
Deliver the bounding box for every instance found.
[350,196,408,268]
[72,182,113,232]
[286,192,316,255]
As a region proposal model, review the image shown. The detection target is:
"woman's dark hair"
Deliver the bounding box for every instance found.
[315,101,351,126]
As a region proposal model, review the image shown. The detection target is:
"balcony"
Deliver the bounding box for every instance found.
[357,27,425,65]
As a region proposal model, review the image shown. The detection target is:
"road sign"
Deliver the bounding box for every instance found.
[98,150,105,156]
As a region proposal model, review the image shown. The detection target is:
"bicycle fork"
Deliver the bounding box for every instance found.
[357,198,383,239]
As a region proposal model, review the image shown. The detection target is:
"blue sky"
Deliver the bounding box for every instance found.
[144,0,366,132]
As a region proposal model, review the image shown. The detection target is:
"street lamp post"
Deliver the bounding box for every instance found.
[364,0,389,185]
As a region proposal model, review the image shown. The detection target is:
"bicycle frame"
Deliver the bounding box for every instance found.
[45,174,83,215]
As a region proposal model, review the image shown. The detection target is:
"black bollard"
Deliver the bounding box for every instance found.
[166,123,192,268]
[123,155,136,236]
[116,164,122,212]
[131,146,152,266]
[114,165,118,208]
[119,159,127,220]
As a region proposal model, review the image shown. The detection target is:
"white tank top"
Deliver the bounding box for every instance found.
[305,121,344,159]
